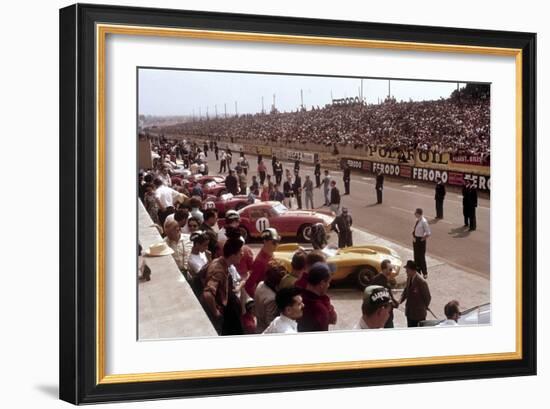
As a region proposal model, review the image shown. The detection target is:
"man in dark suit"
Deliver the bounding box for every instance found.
[399,260,431,327]
[329,180,341,215]
[343,163,351,195]
[375,169,384,204]
[314,159,321,188]
[293,170,303,210]
[225,169,239,195]
[434,177,446,219]
[467,183,478,231]
[462,179,471,227]
[273,159,283,186]
[330,207,353,248]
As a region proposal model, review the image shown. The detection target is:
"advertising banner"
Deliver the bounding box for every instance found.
[414,150,451,170]
[272,148,317,164]
[450,154,490,166]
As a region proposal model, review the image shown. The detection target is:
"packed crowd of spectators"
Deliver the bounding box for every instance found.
[157,86,490,156]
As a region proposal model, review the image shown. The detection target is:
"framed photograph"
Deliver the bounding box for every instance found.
[59,3,536,404]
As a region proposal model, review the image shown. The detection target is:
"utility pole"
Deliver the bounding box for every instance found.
[224,103,227,118]
[361,79,364,102]
[388,80,391,100]
[300,89,304,110]
[206,106,209,120]
[215,104,218,118]
[235,101,238,116]
[199,107,201,120]
[262,96,264,113]
[272,94,276,112]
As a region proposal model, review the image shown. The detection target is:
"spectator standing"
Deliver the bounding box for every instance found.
[254,261,287,333]
[214,143,219,160]
[412,208,431,278]
[375,169,384,204]
[370,259,400,328]
[240,155,249,176]
[257,158,267,185]
[225,169,239,195]
[163,219,189,275]
[219,150,227,173]
[244,228,281,297]
[273,159,283,186]
[298,262,337,332]
[329,180,341,215]
[200,208,219,257]
[280,250,307,289]
[250,176,260,196]
[238,169,247,195]
[187,230,211,280]
[294,159,300,175]
[435,176,446,219]
[303,175,314,209]
[342,163,351,195]
[263,287,304,334]
[143,183,161,225]
[314,159,321,188]
[399,260,432,327]
[203,142,209,157]
[322,170,331,206]
[293,171,303,210]
[271,184,284,203]
[354,285,393,329]
[201,238,245,335]
[283,175,294,209]
[331,207,353,248]
[462,180,471,227]
[467,183,478,231]
[189,197,204,225]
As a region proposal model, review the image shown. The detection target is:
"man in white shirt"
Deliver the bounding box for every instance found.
[263,287,304,334]
[412,208,431,278]
[437,300,461,327]
[354,285,393,330]
[187,230,210,279]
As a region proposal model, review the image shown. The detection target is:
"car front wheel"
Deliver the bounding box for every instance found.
[298,224,312,243]
[355,266,378,289]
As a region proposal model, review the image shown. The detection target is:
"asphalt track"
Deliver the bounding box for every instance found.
[202,151,490,278]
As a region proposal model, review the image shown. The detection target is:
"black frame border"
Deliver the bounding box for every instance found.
[59,3,536,404]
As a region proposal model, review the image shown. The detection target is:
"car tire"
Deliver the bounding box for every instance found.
[297,224,312,243]
[355,266,378,289]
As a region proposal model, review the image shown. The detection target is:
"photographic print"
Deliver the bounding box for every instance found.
[137,68,491,339]
[60,4,535,402]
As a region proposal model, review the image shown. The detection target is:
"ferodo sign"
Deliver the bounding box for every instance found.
[372,162,404,177]
[413,167,491,191]
[412,167,449,183]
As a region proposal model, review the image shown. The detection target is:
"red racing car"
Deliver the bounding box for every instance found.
[203,193,257,217]
[237,201,334,242]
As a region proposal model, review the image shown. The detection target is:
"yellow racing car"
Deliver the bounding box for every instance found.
[274,243,402,289]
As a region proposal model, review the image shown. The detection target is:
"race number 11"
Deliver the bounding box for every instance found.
[255,217,270,232]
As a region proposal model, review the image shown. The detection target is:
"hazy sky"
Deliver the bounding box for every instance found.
[138,68,464,117]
